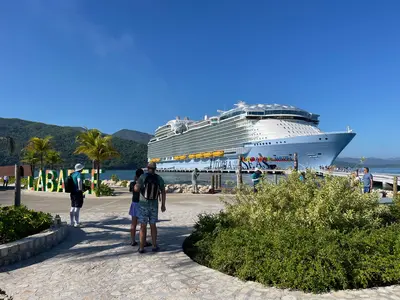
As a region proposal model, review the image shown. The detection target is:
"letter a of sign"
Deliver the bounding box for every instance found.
[36,170,45,191]
[56,169,66,192]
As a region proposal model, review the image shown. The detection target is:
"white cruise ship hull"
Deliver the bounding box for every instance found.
[148,101,356,171]
[152,132,356,171]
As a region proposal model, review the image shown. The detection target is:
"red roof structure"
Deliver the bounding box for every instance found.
[0,165,33,177]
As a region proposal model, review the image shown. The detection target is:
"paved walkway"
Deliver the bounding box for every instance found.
[1,190,400,299]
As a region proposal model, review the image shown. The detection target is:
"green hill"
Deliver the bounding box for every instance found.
[112,129,153,144]
[0,118,148,170]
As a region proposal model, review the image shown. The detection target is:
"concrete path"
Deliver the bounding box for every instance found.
[1,189,400,299]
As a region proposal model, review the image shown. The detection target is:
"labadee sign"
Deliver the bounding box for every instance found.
[27,169,104,194]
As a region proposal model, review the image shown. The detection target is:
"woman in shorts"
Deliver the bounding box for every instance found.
[129,168,144,246]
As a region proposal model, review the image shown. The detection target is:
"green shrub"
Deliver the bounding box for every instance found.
[0,206,53,244]
[111,174,119,183]
[184,170,400,293]
[223,171,385,232]
[95,183,115,196]
[121,180,128,188]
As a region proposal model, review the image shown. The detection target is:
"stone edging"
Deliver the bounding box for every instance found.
[0,223,69,267]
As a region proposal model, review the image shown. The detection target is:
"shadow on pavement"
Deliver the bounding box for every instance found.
[0,215,195,271]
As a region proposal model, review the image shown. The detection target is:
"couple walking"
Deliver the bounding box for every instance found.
[129,162,166,254]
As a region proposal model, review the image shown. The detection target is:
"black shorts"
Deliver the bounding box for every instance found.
[70,192,84,208]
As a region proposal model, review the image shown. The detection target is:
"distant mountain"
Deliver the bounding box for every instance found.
[334,157,400,168]
[112,129,153,144]
[0,118,147,170]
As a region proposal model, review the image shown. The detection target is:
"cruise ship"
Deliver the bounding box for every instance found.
[147,101,356,171]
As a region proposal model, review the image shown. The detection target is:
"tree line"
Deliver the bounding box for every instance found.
[19,129,120,175]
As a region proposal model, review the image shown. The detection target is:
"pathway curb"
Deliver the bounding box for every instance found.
[0,223,69,267]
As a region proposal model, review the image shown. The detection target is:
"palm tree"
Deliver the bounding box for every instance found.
[0,136,15,154]
[74,129,120,196]
[21,149,39,175]
[46,150,63,169]
[26,136,53,170]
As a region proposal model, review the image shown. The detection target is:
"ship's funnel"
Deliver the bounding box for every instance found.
[204,115,208,120]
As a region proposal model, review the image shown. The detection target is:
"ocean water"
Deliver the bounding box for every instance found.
[102,167,400,187]
[102,170,251,186]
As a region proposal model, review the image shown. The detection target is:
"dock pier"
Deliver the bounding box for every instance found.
[156,168,286,175]
[316,170,400,189]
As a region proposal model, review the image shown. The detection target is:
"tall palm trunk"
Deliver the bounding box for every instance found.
[96,160,101,196]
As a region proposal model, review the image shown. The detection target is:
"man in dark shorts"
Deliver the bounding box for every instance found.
[134,162,166,253]
[70,163,85,227]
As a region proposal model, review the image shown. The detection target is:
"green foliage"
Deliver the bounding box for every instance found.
[184,171,400,293]
[95,183,115,197]
[0,206,53,244]
[223,171,385,232]
[25,136,53,169]
[0,118,147,170]
[0,136,15,154]
[111,174,120,182]
[75,128,120,196]
[21,148,39,174]
[75,129,120,163]
[45,149,63,169]
[121,180,128,187]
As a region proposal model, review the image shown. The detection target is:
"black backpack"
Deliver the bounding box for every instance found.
[65,174,75,193]
[141,174,160,200]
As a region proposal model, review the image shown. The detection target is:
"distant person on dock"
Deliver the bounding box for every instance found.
[299,172,306,181]
[3,175,9,187]
[350,171,360,190]
[362,167,373,193]
[252,168,262,192]
[128,168,147,247]
[192,168,200,193]
[134,162,166,253]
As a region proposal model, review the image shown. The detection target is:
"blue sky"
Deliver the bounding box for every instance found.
[0,0,399,158]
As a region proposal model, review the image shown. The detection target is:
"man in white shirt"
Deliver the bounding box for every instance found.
[3,175,9,187]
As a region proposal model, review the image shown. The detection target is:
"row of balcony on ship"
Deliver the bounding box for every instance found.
[149,150,225,163]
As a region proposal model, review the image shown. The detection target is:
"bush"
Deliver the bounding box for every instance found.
[0,206,53,244]
[95,183,115,196]
[184,170,400,293]
[111,174,119,183]
[121,180,128,188]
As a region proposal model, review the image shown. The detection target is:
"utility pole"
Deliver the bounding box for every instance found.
[14,164,21,206]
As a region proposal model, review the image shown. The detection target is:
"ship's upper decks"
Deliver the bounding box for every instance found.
[219,102,319,123]
[152,101,320,140]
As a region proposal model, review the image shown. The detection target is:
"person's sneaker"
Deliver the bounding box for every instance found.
[131,241,138,246]
[138,248,145,254]
[74,223,80,228]
[152,246,160,252]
